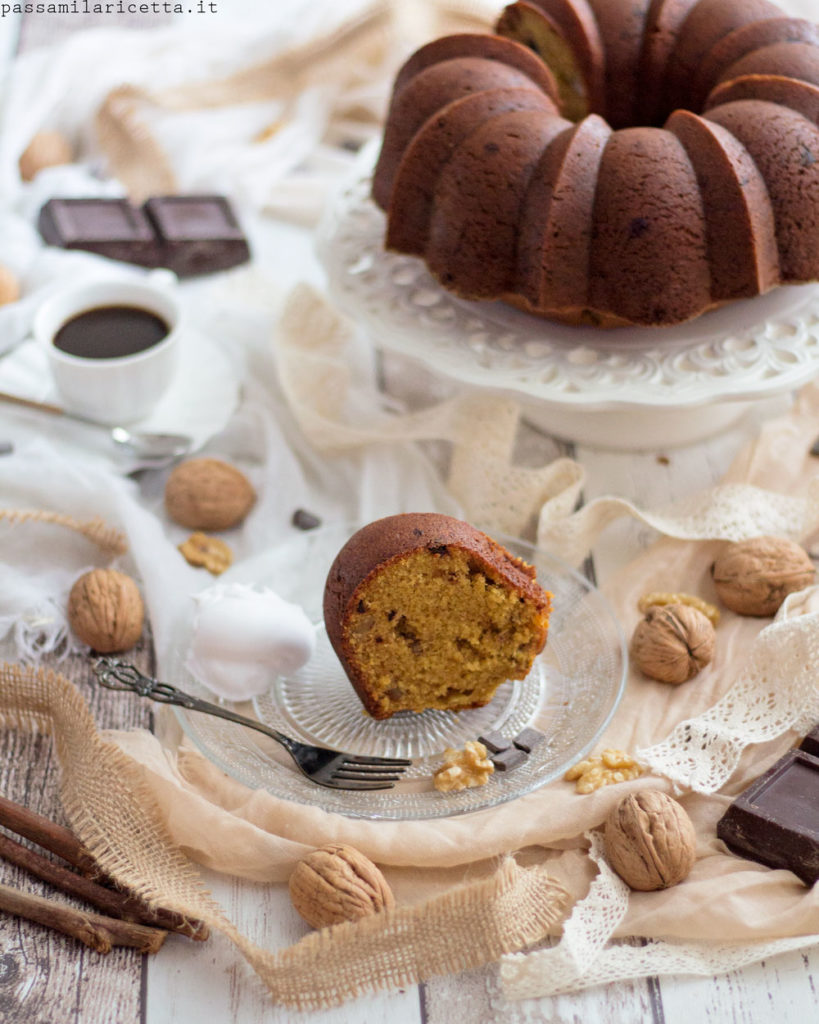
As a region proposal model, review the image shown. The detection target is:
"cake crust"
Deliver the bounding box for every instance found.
[372,0,819,328]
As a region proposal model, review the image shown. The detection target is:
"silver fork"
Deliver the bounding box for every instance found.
[93,658,412,791]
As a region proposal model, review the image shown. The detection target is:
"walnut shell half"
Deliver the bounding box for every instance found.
[288,843,394,929]
[712,536,815,617]
[630,603,715,684]
[67,568,144,653]
[604,790,697,891]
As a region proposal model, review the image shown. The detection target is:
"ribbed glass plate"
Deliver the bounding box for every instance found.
[171,521,627,820]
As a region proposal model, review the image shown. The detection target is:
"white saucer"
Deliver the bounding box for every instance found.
[0,327,239,467]
[316,156,819,450]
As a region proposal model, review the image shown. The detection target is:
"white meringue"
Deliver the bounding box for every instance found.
[185,583,316,702]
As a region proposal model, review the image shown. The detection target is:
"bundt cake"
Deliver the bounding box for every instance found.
[372,0,819,327]
[323,514,551,720]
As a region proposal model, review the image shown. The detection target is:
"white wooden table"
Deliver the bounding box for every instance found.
[0,8,817,1023]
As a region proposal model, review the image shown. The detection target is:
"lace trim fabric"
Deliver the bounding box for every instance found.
[638,588,819,793]
[500,835,819,1002]
[537,478,819,569]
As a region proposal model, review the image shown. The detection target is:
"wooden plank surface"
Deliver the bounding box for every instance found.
[0,637,154,1024]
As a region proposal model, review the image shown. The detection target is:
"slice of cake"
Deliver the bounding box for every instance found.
[323,514,552,720]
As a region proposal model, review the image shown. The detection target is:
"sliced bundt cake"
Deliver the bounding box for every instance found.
[372,0,819,327]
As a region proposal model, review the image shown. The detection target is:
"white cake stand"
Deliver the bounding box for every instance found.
[316,158,819,450]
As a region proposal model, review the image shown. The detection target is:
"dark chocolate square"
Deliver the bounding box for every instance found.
[38,198,159,266]
[292,508,322,531]
[513,727,545,753]
[800,724,819,759]
[143,195,250,276]
[717,749,819,885]
[478,731,511,755]
[490,748,528,772]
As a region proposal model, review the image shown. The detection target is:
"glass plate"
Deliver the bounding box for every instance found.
[170,522,627,820]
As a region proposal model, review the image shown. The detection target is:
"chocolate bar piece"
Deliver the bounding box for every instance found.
[800,724,819,759]
[716,749,819,885]
[38,198,158,267]
[143,196,250,276]
[38,195,250,277]
[292,508,322,531]
[491,747,528,772]
[513,727,545,753]
[478,731,511,755]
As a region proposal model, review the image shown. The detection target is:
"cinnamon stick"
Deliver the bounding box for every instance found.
[0,792,98,875]
[0,881,166,953]
[0,793,209,940]
[0,830,208,940]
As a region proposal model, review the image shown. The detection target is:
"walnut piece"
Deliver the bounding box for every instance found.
[288,843,394,929]
[178,533,233,575]
[67,568,144,653]
[631,603,715,684]
[564,749,643,793]
[711,536,815,617]
[0,265,20,306]
[638,591,720,627]
[604,790,697,891]
[433,740,494,792]
[19,130,73,181]
[165,457,255,531]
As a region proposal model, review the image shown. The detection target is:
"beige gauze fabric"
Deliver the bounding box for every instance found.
[0,663,568,1012]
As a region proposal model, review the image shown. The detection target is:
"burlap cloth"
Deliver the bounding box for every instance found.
[0,0,818,1010]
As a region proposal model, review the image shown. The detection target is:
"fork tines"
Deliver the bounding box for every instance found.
[330,755,412,789]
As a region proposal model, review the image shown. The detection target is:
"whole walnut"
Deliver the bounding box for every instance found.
[712,536,815,617]
[630,603,715,684]
[605,790,697,891]
[165,457,256,531]
[288,844,394,929]
[68,568,144,653]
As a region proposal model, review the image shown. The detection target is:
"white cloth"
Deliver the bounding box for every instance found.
[2,0,819,1006]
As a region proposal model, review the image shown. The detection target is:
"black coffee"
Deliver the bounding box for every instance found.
[53,305,169,359]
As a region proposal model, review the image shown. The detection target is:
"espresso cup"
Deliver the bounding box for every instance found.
[33,278,182,425]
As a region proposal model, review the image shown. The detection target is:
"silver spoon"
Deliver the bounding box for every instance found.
[109,426,193,465]
[0,389,194,466]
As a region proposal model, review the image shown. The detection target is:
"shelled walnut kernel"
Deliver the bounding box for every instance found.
[433,741,494,792]
[564,749,643,793]
[178,533,233,575]
[638,591,720,627]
